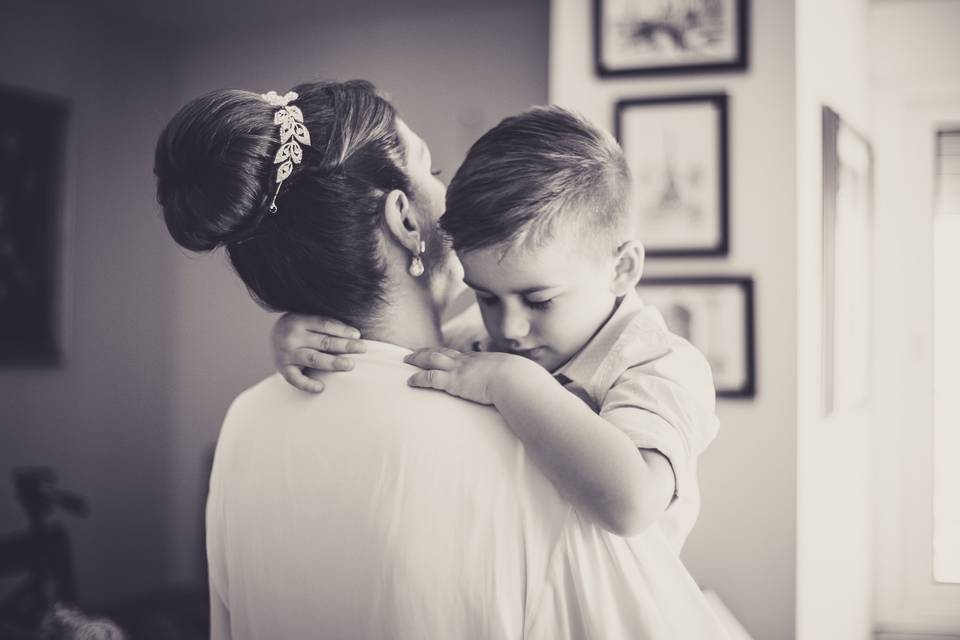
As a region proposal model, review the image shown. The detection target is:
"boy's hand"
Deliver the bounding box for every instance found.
[404,348,528,405]
[271,313,366,393]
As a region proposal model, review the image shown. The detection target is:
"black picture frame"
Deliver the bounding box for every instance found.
[637,275,756,398]
[615,93,730,257]
[0,85,69,365]
[822,106,873,416]
[595,0,749,77]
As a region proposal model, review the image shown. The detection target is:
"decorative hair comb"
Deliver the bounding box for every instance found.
[261,90,311,213]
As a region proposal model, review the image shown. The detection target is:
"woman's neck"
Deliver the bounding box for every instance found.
[361,279,445,352]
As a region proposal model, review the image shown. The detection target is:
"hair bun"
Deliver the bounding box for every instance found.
[155,89,275,251]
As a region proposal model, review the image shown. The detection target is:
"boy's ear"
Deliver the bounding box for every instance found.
[382,189,421,253]
[610,240,644,296]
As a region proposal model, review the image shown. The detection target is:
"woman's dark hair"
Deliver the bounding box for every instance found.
[154,80,410,327]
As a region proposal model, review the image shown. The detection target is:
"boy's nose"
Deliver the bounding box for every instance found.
[500,312,530,341]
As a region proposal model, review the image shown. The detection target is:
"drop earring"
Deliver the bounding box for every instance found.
[408,240,426,277]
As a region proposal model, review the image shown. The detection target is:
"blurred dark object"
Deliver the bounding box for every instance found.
[0,467,88,633]
[0,468,208,638]
[39,603,125,640]
[14,467,89,531]
[0,84,69,365]
[94,587,208,640]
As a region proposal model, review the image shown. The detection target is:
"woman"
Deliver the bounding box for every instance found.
[156,81,462,347]
[154,80,727,639]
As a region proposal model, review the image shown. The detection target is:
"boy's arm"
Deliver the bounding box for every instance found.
[488,357,675,537]
[270,290,485,394]
[405,349,674,537]
[271,313,367,393]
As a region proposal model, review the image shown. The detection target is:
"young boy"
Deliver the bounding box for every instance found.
[273,107,718,549]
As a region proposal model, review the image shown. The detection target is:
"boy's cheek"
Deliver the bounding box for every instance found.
[476,308,503,345]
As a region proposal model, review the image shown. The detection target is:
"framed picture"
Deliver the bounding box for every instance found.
[595,0,749,77]
[0,85,69,364]
[637,275,755,398]
[822,106,873,416]
[615,94,729,257]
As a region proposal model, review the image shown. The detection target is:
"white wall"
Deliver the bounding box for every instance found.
[550,2,799,638]
[0,1,181,603]
[869,0,960,87]
[164,0,550,584]
[868,1,960,635]
[794,0,873,638]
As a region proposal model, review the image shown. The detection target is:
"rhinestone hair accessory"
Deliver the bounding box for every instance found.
[261,90,311,213]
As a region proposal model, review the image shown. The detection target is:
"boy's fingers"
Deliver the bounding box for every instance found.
[293,348,355,372]
[407,370,450,390]
[280,366,326,394]
[427,350,458,369]
[404,350,456,371]
[302,317,362,340]
[301,334,366,355]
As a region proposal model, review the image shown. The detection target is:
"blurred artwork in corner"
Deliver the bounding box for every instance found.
[615,94,729,257]
[637,276,756,398]
[822,106,872,416]
[595,0,749,76]
[0,86,68,364]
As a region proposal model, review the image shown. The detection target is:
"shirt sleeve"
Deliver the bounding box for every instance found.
[598,342,718,499]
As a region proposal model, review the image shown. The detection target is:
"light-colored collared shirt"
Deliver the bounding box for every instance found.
[554,291,719,552]
[444,291,719,552]
[206,340,726,639]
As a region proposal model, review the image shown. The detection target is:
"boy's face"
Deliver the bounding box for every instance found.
[459,231,622,373]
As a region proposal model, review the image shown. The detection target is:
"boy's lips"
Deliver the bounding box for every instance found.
[509,346,547,360]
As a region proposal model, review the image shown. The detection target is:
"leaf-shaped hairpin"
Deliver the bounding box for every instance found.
[292,123,311,146]
[261,90,299,107]
[285,105,304,121]
[276,160,293,183]
[274,142,293,164]
[274,141,303,165]
[280,121,294,143]
[262,89,307,213]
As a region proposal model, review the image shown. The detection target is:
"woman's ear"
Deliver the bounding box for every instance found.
[382,189,421,252]
[610,240,645,296]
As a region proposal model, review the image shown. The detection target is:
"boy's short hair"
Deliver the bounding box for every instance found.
[441,106,632,258]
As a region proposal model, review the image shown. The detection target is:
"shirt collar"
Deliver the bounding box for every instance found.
[553,290,671,389]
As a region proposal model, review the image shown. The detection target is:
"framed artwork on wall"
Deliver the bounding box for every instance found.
[615,93,729,257]
[637,275,755,398]
[0,85,69,364]
[822,106,873,416]
[595,0,749,77]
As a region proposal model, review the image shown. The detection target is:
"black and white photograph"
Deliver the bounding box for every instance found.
[615,94,729,257]
[638,276,755,397]
[595,0,749,76]
[822,106,872,416]
[2,1,959,639]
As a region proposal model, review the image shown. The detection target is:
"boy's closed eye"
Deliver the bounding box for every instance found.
[524,297,553,311]
[475,293,555,311]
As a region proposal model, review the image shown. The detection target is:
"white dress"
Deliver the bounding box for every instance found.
[206,340,727,639]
